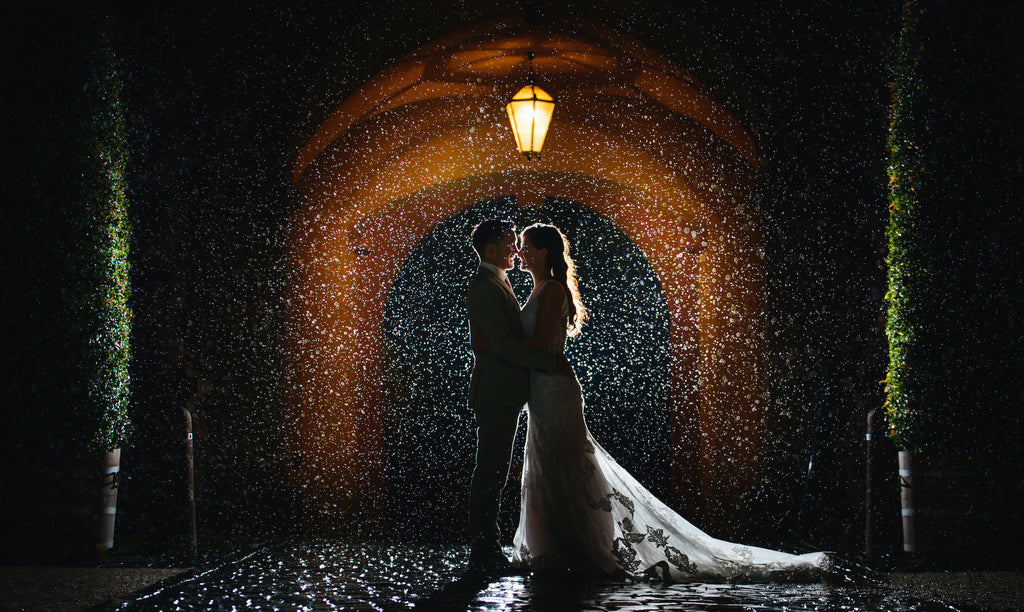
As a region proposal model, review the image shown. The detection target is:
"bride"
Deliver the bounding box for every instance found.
[508,222,829,582]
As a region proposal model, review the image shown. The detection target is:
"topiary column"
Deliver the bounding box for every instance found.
[79,22,132,455]
[884,0,927,455]
[69,19,132,558]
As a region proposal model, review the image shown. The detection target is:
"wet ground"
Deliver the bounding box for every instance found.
[64,539,1020,611]
[0,566,187,611]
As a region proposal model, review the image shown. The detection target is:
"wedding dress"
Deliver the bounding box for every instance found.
[511,284,830,582]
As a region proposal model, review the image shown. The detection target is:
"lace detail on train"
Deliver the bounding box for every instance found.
[512,288,829,582]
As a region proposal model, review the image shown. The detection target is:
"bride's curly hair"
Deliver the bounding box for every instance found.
[521,223,588,337]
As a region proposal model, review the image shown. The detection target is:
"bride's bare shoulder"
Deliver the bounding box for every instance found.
[538,279,565,296]
[536,280,566,308]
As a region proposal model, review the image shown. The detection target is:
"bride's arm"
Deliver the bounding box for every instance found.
[468,279,560,372]
[527,282,567,350]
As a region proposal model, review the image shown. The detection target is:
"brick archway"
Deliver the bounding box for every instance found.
[287,18,763,539]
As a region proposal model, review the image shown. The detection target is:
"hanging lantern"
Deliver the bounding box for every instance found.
[505,51,555,160]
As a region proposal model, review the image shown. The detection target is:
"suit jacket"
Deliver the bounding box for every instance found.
[467,266,559,410]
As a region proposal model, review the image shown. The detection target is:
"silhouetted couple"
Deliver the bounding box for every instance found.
[465,219,829,581]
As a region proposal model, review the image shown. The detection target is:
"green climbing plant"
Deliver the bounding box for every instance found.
[883,0,928,452]
[77,21,133,452]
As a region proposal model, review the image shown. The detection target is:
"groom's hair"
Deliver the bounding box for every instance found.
[471,219,516,258]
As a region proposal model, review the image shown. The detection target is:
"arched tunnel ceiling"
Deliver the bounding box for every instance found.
[294,17,758,183]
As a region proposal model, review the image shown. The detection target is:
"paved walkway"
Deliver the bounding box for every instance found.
[0,566,187,611]
[2,541,1022,611]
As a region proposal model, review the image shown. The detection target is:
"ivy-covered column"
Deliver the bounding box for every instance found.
[884,0,926,454]
[884,0,930,558]
[71,20,132,557]
[79,23,132,454]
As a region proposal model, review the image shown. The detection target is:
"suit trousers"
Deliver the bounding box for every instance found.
[468,403,523,545]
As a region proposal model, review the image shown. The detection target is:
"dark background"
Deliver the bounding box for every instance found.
[3,0,1022,566]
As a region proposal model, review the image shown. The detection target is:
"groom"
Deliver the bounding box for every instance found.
[466,219,565,573]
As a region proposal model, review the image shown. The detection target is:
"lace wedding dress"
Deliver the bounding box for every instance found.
[511,285,829,582]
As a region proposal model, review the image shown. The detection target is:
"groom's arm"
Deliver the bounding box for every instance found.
[468,281,559,372]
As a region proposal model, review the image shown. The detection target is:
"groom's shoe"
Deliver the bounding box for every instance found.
[468,541,512,576]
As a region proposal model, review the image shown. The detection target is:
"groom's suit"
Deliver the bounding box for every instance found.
[467,264,559,549]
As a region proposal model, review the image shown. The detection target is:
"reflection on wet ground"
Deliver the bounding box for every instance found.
[105,540,962,611]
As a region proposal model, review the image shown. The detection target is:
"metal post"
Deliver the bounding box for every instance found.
[865,408,876,558]
[183,406,197,560]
